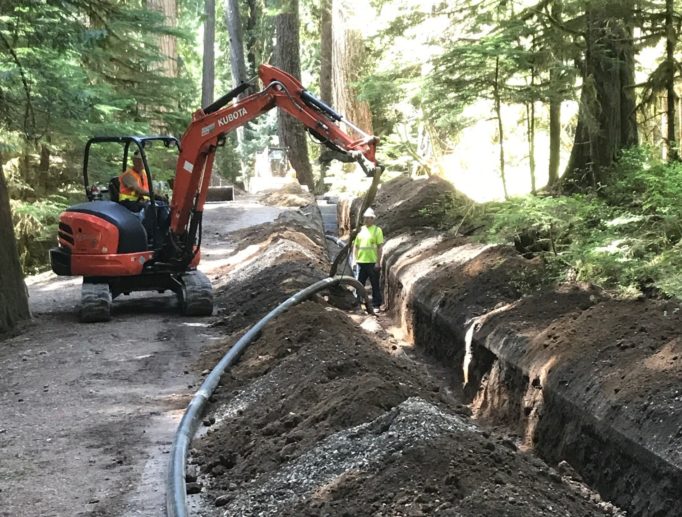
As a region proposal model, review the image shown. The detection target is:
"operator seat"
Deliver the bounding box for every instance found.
[108,176,121,203]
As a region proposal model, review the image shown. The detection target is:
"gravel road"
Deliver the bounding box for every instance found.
[0,199,281,517]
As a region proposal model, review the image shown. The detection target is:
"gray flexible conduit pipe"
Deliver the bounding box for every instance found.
[167,276,372,517]
[325,234,347,248]
[325,235,354,275]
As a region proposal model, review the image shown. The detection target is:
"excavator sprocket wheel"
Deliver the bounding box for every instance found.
[79,281,112,323]
[180,270,214,316]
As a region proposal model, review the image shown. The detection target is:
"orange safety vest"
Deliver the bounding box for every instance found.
[118,168,150,202]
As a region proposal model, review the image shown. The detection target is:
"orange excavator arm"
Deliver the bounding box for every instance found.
[169,64,380,251]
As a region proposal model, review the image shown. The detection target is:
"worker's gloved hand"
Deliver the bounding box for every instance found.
[374,264,381,272]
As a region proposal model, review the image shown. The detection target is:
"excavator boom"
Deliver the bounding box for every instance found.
[169,64,379,242]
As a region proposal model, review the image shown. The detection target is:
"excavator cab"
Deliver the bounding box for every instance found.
[82,136,178,204]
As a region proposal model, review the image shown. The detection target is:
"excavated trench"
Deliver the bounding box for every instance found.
[185,187,627,516]
[182,181,679,516]
[343,176,682,517]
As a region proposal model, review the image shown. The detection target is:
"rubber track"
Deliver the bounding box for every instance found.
[79,282,112,323]
[181,270,214,316]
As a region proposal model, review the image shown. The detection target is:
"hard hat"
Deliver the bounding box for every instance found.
[363,208,376,218]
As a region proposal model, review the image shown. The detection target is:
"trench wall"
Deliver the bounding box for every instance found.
[339,176,682,517]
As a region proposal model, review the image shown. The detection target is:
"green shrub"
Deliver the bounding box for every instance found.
[442,147,682,299]
[10,195,70,273]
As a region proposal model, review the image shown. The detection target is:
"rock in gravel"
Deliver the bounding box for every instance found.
[203,416,216,427]
[185,466,198,483]
[186,482,202,494]
[214,494,231,507]
[558,459,583,481]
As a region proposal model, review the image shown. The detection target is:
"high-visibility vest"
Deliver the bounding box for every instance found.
[354,225,384,263]
[118,168,150,202]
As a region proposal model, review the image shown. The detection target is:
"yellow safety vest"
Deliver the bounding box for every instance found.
[354,225,384,263]
[118,168,150,202]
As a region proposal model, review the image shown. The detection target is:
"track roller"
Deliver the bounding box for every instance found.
[79,281,112,323]
[180,270,214,316]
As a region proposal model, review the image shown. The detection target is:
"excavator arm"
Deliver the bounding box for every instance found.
[168,64,380,258]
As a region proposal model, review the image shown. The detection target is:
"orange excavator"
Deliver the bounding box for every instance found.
[50,64,380,322]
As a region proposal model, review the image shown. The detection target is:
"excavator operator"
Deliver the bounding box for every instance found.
[118,150,170,241]
[118,151,151,213]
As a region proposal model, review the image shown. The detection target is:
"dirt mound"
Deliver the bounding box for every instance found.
[187,187,618,516]
[190,302,614,516]
[259,183,314,208]
[208,211,328,335]
[374,175,472,235]
[338,175,474,239]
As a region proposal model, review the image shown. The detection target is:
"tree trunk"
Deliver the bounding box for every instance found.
[494,57,509,200]
[548,0,563,187]
[666,0,678,161]
[548,93,561,186]
[202,0,215,108]
[527,102,537,194]
[224,0,248,92]
[331,0,372,135]
[224,0,250,180]
[320,0,333,105]
[564,1,638,189]
[0,158,30,333]
[274,0,314,190]
[318,0,333,192]
[244,0,261,78]
[147,0,178,77]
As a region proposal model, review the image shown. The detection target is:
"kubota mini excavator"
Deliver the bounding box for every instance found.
[50,64,380,322]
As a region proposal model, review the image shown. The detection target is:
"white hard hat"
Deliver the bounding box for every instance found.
[363,208,376,218]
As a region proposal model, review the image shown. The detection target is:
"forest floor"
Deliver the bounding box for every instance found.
[0,198,285,516]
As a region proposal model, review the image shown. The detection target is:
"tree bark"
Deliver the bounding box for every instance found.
[564,1,638,189]
[202,0,215,108]
[147,0,178,77]
[0,158,30,333]
[666,0,678,161]
[548,94,561,186]
[274,0,315,190]
[548,0,563,187]
[320,0,333,105]
[317,0,333,192]
[244,0,261,78]
[224,0,248,92]
[331,0,372,135]
[494,57,509,200]
[527,101,537,194]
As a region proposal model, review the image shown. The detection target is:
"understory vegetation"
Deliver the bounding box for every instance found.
[432,148,682,299]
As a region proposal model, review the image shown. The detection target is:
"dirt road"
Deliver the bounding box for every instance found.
[0,200,282,517]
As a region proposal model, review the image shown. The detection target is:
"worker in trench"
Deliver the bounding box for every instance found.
[353,208,384,313]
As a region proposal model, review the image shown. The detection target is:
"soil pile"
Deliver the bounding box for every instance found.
[191,302,615,517]
[208,209,328,335]
[337,175,470,238]
[188,195,616,516]
[259,183,314,208]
